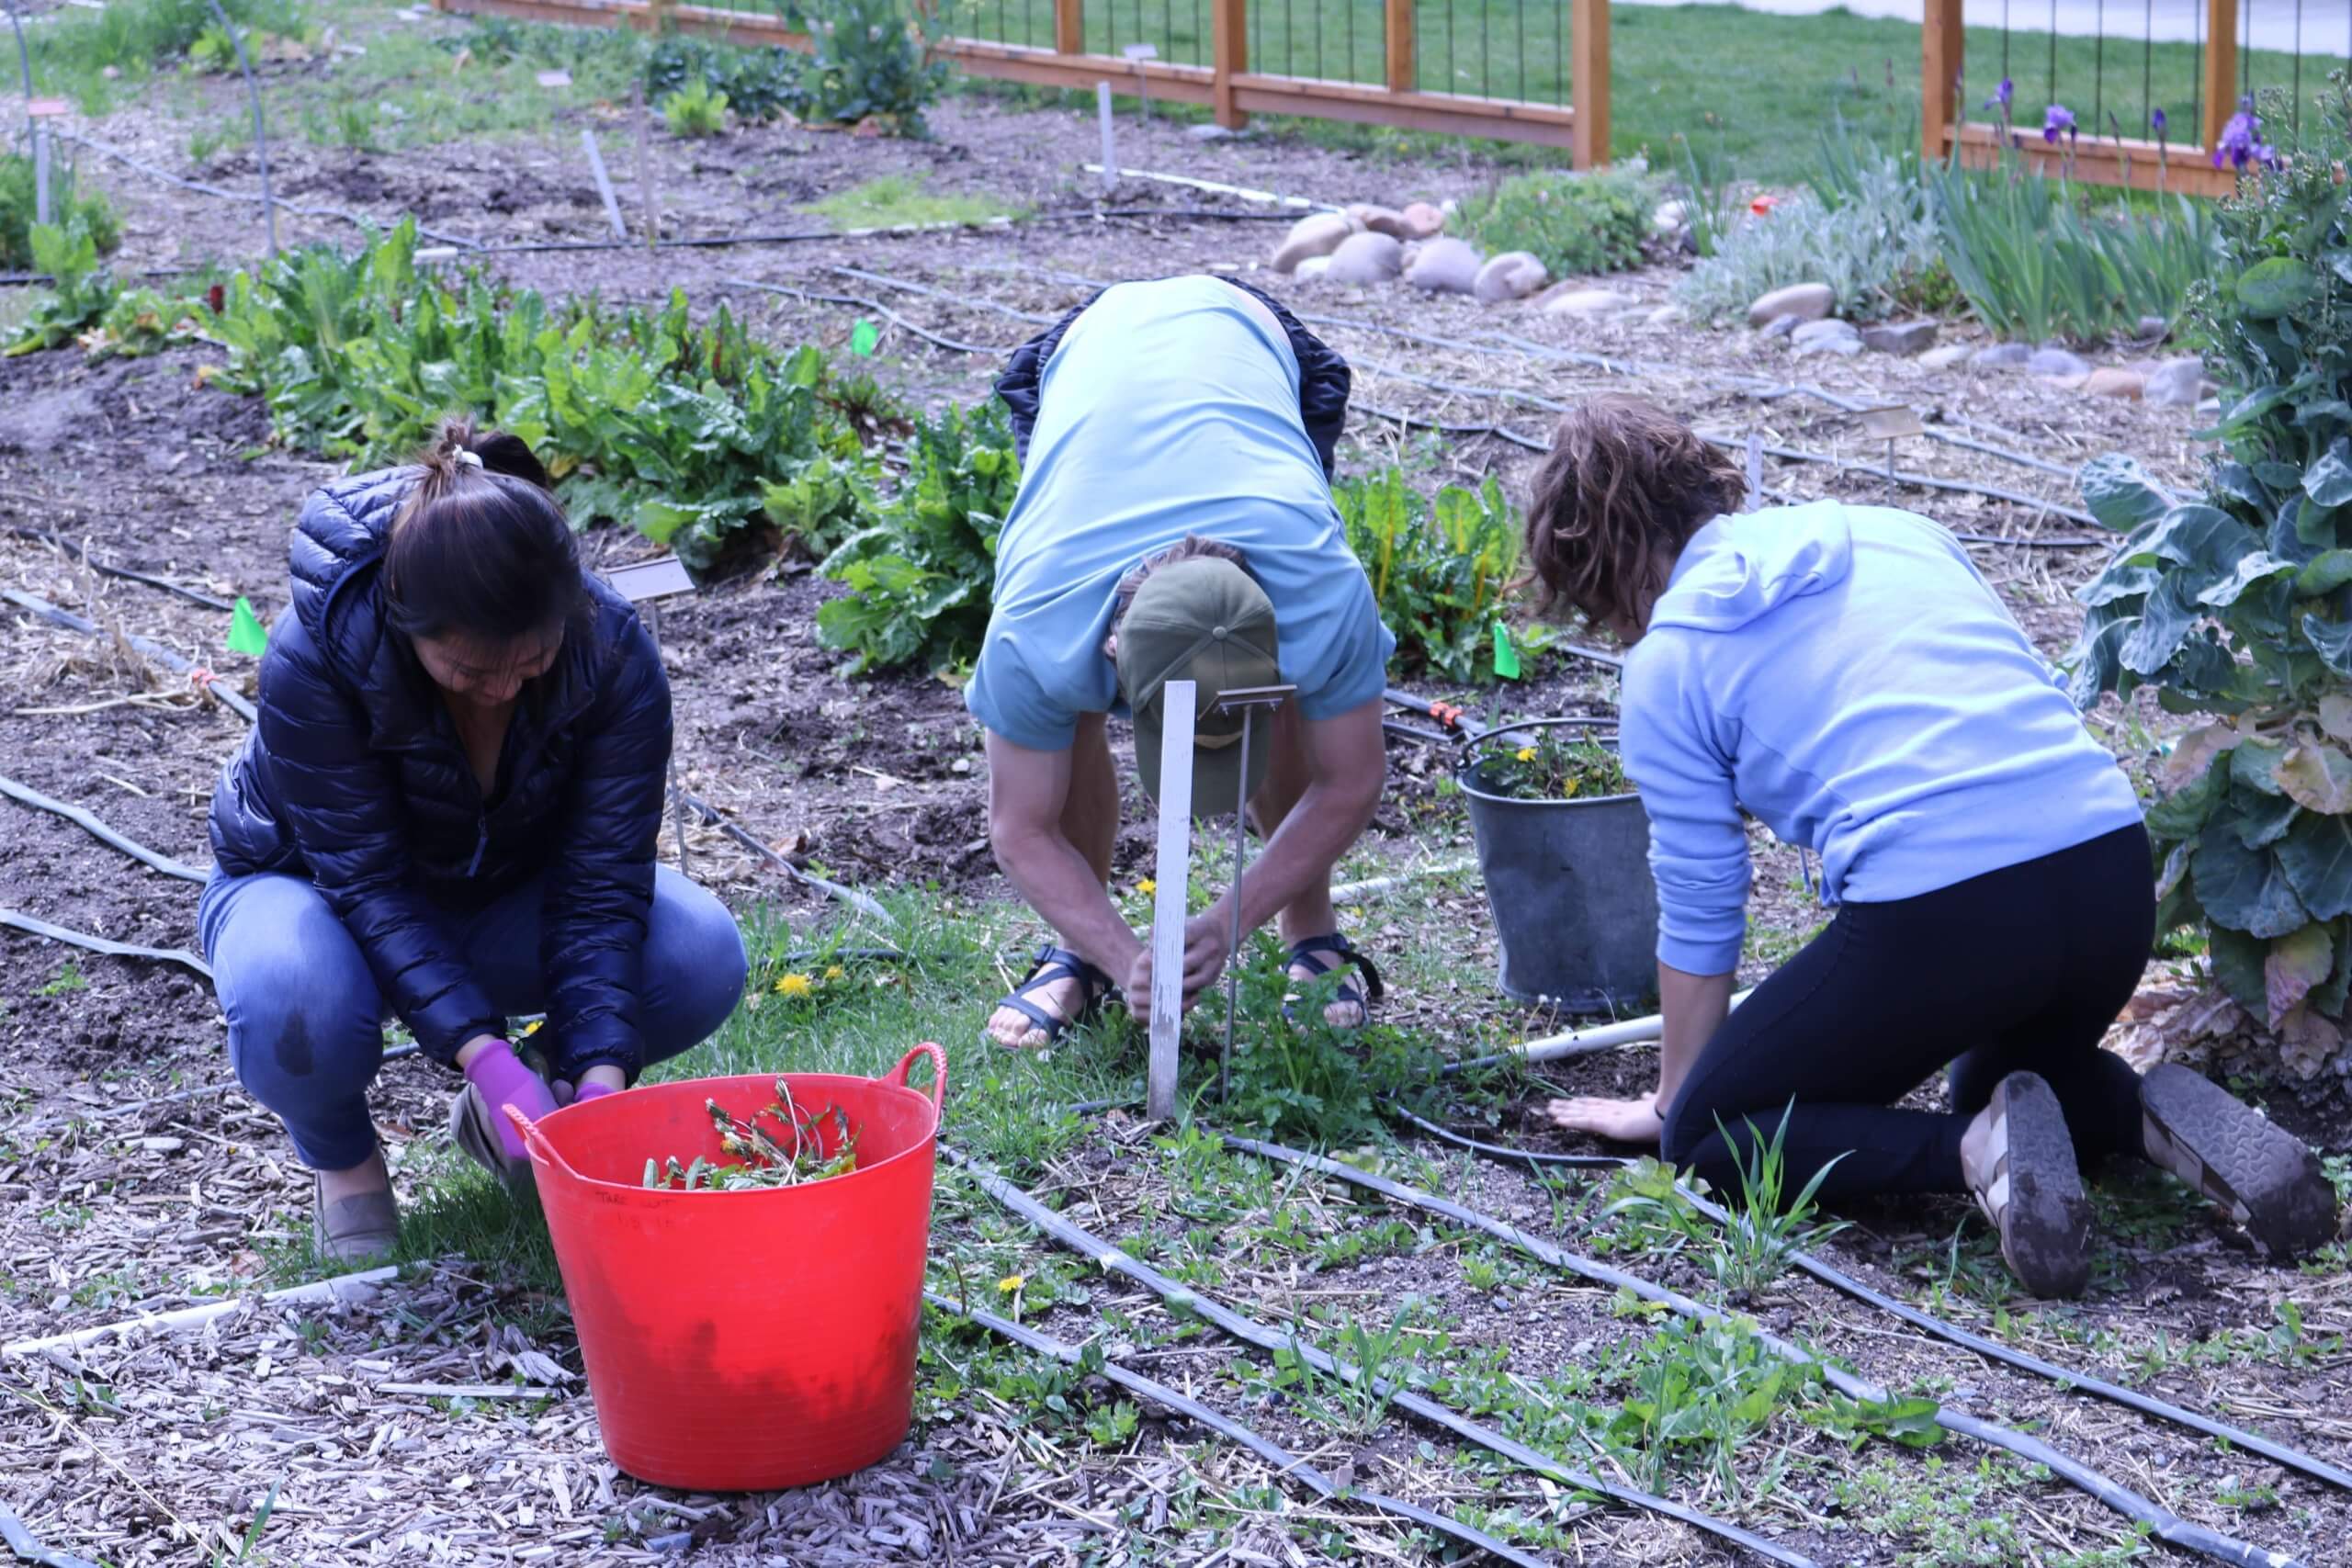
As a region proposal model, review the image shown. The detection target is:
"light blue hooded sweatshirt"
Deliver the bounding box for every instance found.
[1622,502,2144,976]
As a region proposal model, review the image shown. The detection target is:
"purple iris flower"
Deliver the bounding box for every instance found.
[2150,107,2166,135]
[2211,97,2278,171]
[2043,104,2077,143]
[1982,76,2014,114]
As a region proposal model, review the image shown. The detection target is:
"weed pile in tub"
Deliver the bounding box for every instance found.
[642,1077,860,1191]
[1472,729,1629,801]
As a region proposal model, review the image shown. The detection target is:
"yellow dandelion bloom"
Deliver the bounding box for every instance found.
[1136,878,1158,896]
[997,1273,1025,1293]
[519,1019,543,1036]
[824,964,845,981]
[1515,747,1537,762]
[775,973,815,998]
[1561,779,1581,798]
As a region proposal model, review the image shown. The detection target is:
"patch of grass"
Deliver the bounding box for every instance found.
[806,175,1016,231]
[38,962,88,998]
[1833,1452,2039,1564]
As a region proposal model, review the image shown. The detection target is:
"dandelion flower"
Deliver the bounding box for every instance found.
[997,1273,1025,1293]
[1515,746,1538,762]
[1136,878,1158,896]
[824,964,845,980]
[775,973,815,998]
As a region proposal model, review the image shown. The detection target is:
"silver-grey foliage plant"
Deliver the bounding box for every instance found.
[1672,155,1937,325]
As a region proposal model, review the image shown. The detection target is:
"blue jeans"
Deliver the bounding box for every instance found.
[198,867,749,1170]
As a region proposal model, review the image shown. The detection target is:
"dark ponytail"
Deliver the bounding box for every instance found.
[383,417,584,643]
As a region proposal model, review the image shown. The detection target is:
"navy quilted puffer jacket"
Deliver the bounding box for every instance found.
[209,468,673,1081]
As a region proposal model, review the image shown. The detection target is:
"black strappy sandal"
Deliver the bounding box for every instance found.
[988,943,1116,1050]
[1281,931,1385,1028]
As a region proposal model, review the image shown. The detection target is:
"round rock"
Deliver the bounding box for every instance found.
[1747,282,1834,328]
[1474,250,1549,304]
[1405,236,1485,294]
[2027,347,2095,378]
[1347,203,1412,240]
[1543,286,1641,317]
[1399,201,1446,240]
[1325,231,1405,285]
[1295,255,1332,281]
[2143,355,2205,407]
[2083,367,2145,399]
[1971,343,2035,370]
[1271,211,1353,274]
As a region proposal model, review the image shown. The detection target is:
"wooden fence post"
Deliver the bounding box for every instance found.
[2202,0,2239,152]
[1055,0,1082,56]
[1212,0,1247,130]
[1570,0,1608,169]
[1921,0,1962,165]
[1385,0,1414,96]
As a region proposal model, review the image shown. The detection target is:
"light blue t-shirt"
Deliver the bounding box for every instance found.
[966,276,1396,751]
[1623,502,2145,976]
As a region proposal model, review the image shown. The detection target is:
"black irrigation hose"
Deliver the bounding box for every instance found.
[828,265,1058,325]
[942,1143,1823,1567]
[0,774,206,883]
[451,209,1297,259]
[0,1502,102,1568]
[0,908,210,981]
[1227,1135,2310,1568]
[2,589,259,724]
[56,132,482,252]
[925,1292,1555,1568]
[1391,1107,2352,1495]
[6,528,237,613]
[719,276,1011,355]
[675,789,892,924]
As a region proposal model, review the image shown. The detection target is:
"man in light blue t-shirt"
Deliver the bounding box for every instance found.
[969,275,1397,1050]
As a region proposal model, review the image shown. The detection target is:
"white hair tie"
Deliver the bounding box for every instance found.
[454,448,484,468]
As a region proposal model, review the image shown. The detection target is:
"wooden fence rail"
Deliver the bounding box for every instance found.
[434,0,1609,162]
[1922,0,2245,198]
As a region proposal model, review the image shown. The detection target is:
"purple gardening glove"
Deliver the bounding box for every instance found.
[463,1039,560,1163]
[574,1081,618,1104]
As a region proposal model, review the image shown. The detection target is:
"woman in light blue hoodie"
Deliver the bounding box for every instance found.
[1528,397,2335,1297]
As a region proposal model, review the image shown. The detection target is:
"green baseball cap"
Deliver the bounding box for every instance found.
[1116,557,1281,818]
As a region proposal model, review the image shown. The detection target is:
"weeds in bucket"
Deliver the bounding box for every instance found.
[641,1079,860,1190]
[1467,728,1627,802]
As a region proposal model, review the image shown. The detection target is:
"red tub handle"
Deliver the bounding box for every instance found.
[883,1043,947,1120]
[503,1105,583,1182]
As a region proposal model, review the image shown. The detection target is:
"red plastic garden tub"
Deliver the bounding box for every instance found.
[508,1043,945,1492]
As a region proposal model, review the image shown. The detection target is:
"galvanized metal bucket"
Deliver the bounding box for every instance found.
[1456,719,1660,1012]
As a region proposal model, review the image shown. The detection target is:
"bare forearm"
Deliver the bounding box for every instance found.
[1657,962,1736,1104]
[994,825,1143,976]
[1230,778,1380,930]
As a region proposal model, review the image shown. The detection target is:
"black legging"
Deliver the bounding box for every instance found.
[1661,823,2154,1202]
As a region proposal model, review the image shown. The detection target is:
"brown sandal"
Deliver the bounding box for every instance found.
[1968,1072,2091,1299]
[2140,1064,2339,1260]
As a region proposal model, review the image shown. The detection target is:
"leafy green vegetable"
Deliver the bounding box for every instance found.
[1333,468,1527,685]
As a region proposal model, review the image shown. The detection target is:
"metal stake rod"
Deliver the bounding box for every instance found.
[1219,708,1252,1103]
[205,0,275,262]
[649,601,691,880]
[1096,82,1117,195]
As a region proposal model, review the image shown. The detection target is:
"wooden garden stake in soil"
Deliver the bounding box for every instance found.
[1146,679,1194,1122]
[1096,83,1116,196]
[635,76,655,252]
[1212,683,1293,1102]
[1857,403,1926,491]
[1744,429,1763,509]
[612,556,696,876]
[30,121,48,228]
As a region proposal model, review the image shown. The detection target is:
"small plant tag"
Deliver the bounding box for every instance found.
[227,597,268,656]
[1490,619,1521,679]
[535,70,572,88]
[849,319,879,356]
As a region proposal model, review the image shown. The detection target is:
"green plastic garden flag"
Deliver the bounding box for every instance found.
[849,319,879,356]
[1491,619,1521,680]
[227,597,268,656]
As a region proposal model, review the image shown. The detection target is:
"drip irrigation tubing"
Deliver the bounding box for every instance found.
[942,1143,1823,1567]
[0,908,209,981]
[0,774,205,883]
[0,1503,101,1568]
[952,262,2086,484]
[719,276,1010,355]
[1388,1106,2352,1495]
[3,588,258,724]
[925,1292,1553,1568]
[434,209,1299,260]
[675,789,892,925]
[56,132,482,252]
[1225,1135,2308,1568]
[6,528,237,612]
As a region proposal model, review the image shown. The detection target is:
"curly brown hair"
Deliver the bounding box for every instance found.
[1521,395,1747,636]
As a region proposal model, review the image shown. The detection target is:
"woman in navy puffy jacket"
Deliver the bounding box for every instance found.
[205,420,748,1261]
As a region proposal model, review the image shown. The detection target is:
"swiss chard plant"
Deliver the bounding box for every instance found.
[791,0,950,136]
[1334,468,1526,684]
[817,398,1020,674]
[2067,74,2352,1074]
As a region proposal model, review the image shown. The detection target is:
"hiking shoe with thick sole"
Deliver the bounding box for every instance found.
[313,1174,400,1265]
[2141,1063,2337,1261]
[450,1084,537,1197]
[1969,1071,2093,1299]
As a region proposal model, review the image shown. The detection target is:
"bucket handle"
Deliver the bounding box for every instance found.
[503,1105,583,1183]
[882,1043,948,1122]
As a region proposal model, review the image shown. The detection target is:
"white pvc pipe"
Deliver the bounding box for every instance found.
[4,1266,398,1358]
[1076,164,1339,212]
[1451,987,1756,1073]
[1329,858,1477,905]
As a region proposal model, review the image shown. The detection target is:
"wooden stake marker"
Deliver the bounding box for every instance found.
[1145,680,1195,1122]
